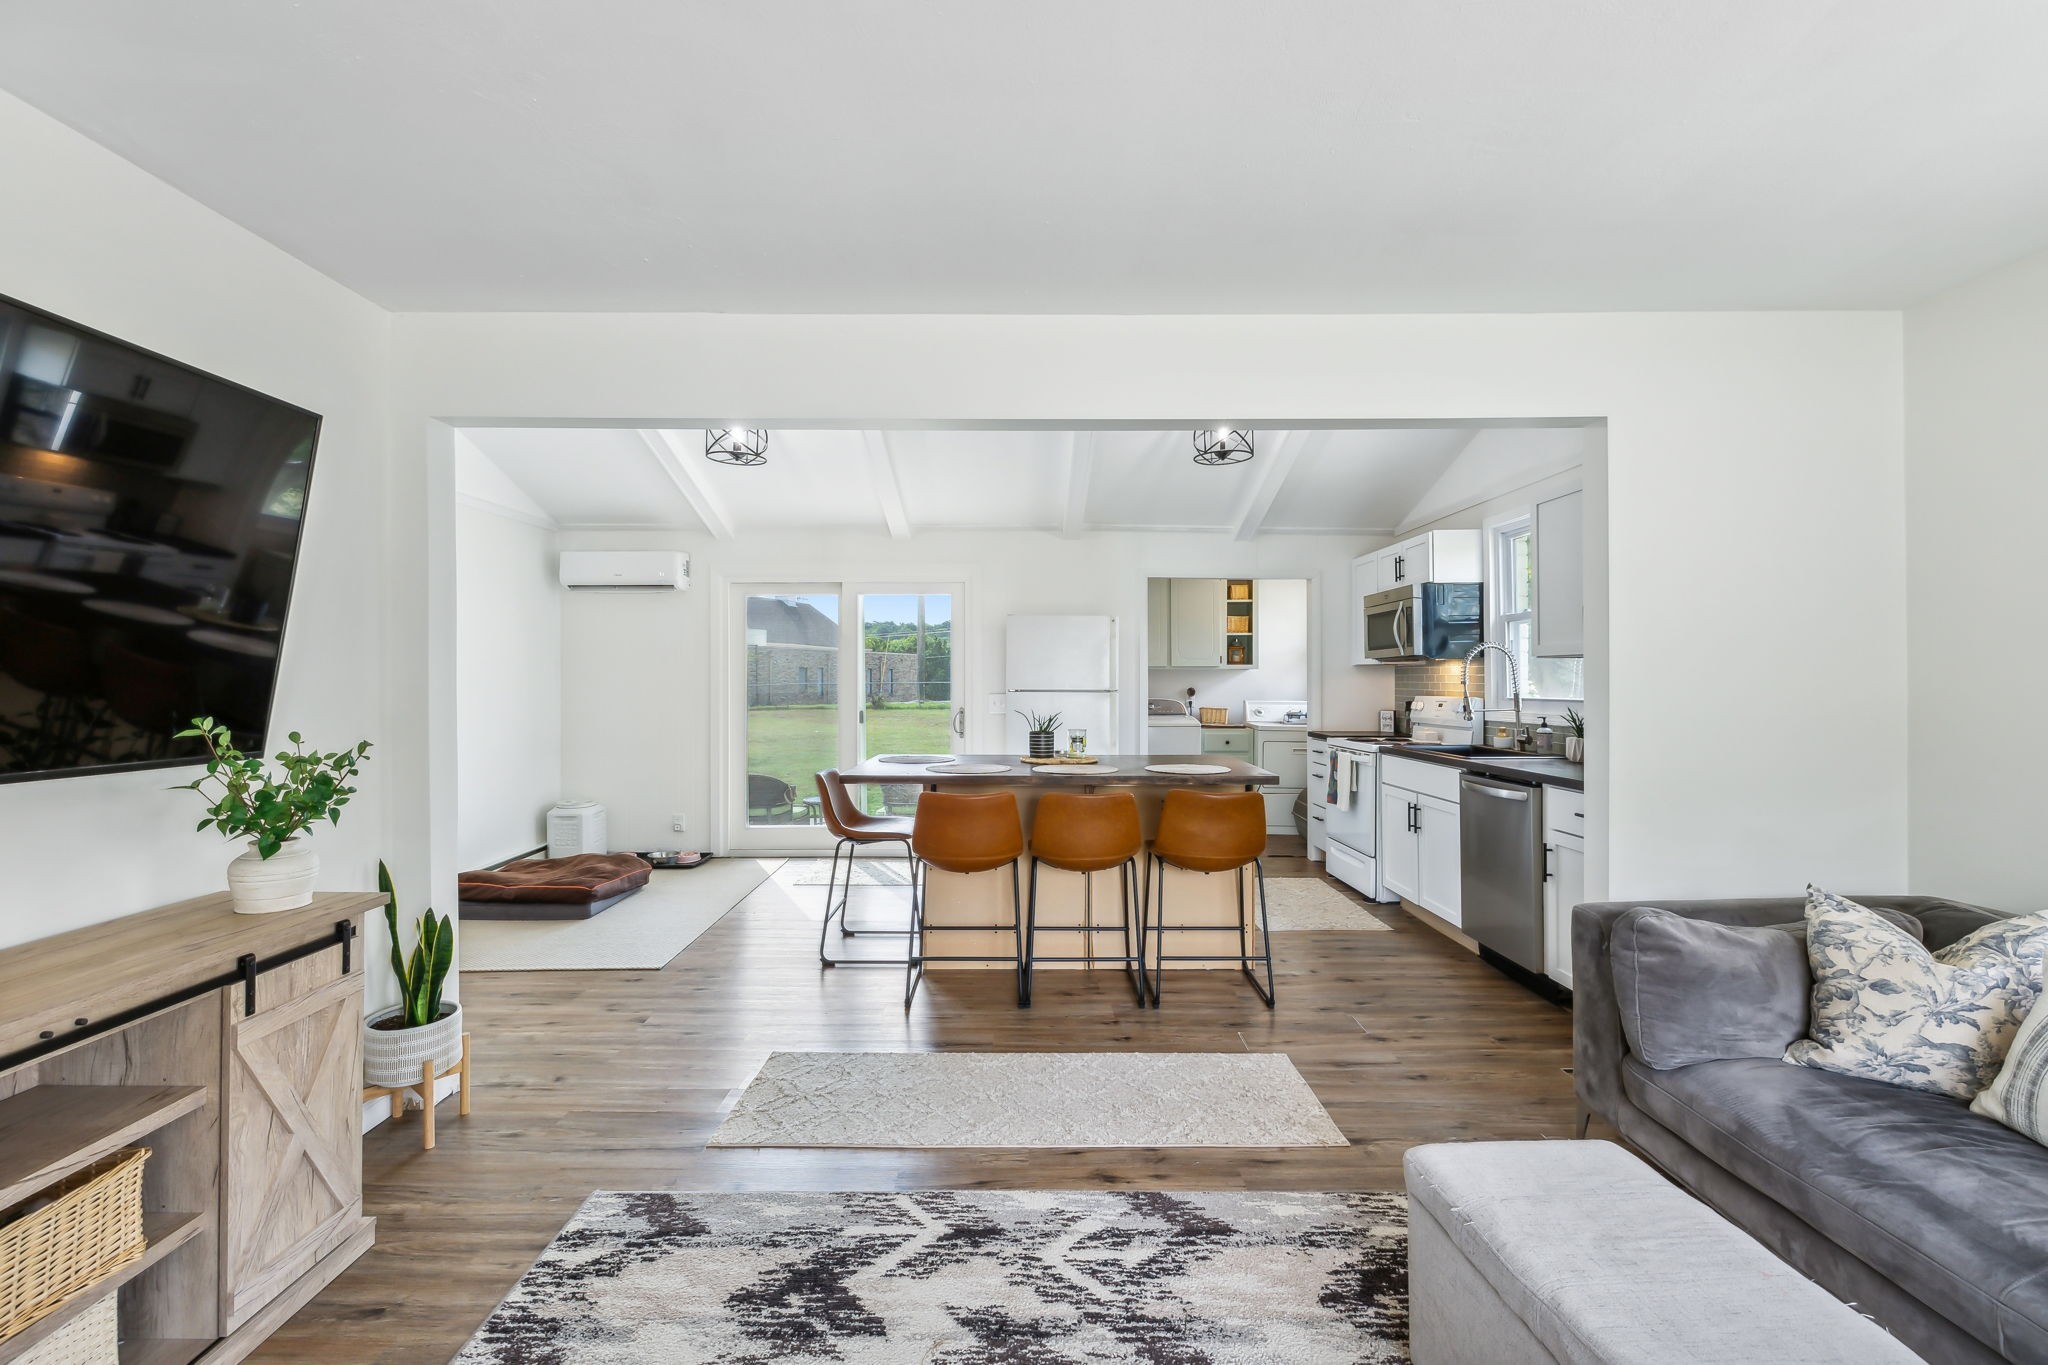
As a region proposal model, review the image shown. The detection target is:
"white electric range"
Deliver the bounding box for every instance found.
[1319,696,1473,902]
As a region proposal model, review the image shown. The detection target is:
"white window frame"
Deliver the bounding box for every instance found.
[1485,510,1583,713]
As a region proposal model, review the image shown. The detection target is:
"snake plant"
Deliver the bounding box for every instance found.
[379,860,454,1027]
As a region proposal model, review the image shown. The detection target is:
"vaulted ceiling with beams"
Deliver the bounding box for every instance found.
[456,425,1592,539]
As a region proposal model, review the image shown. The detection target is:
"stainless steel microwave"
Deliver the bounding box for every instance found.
[1362,582,1483,661]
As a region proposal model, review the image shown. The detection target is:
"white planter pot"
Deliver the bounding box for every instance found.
[226,836,317,914]
[1563,736,1585,764]
[363,1001,464,1088]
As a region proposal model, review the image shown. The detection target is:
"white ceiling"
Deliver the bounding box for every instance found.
[4,3,2046,313]
[457,425,1588,538]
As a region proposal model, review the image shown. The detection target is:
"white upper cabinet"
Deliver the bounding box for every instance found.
[1533,489,1585,658]
[1165,578,1227,667]
[1364,530,1484,593]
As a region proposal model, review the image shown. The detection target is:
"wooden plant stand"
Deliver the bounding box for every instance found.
[362,1032,472,1150]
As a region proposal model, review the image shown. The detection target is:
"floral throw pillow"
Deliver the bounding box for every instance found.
[1784,888,2048,1099]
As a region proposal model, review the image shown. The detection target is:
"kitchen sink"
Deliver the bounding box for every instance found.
[1407,746,1554,760]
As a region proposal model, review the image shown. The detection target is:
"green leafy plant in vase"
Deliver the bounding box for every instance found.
[363,859,465,1097]
[1562,708,1587,764]
[173,717,370,913]
[1018,708,1062,758]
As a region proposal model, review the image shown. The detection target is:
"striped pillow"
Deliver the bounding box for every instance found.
[1973,1001,2048,1144]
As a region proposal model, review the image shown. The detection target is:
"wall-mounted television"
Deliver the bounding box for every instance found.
[0,293,320,783]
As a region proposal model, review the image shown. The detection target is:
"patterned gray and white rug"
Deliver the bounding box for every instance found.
[707,1051,1348,1148]
[1263,878,1394,931]
[456,1189,1409,1364]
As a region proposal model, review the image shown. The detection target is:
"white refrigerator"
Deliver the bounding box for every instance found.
[1004,615,1119,754]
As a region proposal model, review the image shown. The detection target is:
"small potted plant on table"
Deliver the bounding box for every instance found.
[1563,708,1586,764]
[1018,709,1063,758]
[363,860,463,1118]
[174,717,370,913]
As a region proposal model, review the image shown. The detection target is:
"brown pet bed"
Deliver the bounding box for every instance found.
[459,853,654,920]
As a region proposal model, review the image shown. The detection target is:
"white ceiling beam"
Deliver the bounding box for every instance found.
[862,431,912,539]
[1231,429,1304,541]
[639,429,735,539]
[1061,432,1096,538]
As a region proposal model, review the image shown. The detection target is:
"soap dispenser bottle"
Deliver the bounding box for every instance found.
[1535,717,1555,755]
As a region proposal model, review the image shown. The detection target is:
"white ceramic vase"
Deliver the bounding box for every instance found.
[1563,736,1585,764]
[226,835,317,914]
[363,1002,464,1089]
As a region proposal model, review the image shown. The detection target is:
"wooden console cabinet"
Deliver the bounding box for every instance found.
[0,892,382,1365]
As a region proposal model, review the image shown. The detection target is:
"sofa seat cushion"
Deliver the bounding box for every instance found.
[1624,1055,2048,1361]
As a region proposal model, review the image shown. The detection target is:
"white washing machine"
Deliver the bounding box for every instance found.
[1146,698,1204,755]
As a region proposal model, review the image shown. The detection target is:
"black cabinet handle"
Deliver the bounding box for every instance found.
[1544,844,1555,882]
[1394,555,1405,581]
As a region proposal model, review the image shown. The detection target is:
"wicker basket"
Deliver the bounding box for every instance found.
[1198,707,1229,725]
[0,1148,149,1341]
[15,1297,117,1365]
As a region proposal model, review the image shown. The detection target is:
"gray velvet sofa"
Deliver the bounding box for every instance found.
[1574,895,2048,1365]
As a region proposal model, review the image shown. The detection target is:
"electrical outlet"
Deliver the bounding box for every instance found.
[671,813,686,833]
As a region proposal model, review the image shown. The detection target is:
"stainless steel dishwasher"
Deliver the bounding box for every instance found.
[1459,771,1546,974]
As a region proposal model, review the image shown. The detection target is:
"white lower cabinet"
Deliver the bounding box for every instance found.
[1378,756,1462,926]
[1415,794,1462,925]
[1543,785,1585,989]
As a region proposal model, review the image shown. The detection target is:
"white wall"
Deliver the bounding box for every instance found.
[0,94,407,988]
[552,528,1381,851]
[453,499,561,869]
[1904,247,2048,909]
[1149,577,1314,723]
[398,310,1907,906]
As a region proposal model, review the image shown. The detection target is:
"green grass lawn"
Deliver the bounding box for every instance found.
[746,702,954,818]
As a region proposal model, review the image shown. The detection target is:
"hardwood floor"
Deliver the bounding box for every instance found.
[251,841,1574,1362]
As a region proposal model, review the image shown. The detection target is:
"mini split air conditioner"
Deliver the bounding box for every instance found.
[558,550,688,591]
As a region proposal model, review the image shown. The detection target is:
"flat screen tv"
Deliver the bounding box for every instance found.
[0,293,320,783]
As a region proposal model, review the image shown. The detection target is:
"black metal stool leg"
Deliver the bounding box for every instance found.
[1013,859,1029,1007]
[1022,857,1039,1009]
[1247,858,1277,1008]
[1121,857,1147,1005]
[818,839,845,967]
[1149,858,1166,1008]
[903,858,925,1009]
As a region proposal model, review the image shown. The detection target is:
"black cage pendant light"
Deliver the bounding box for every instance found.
[706,427,770,466]
[1192,428,1254,466]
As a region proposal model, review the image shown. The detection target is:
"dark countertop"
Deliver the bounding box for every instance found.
[840,754,1277,787]
[1384,747,1585,791]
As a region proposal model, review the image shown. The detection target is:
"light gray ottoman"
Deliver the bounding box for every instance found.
[1404,1141,1925,1365]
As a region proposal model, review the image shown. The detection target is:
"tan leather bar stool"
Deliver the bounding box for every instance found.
[1025,791,1147,1007]
[814,770,916,968]
[907,791,1027,1009]
[1146,789,1277,1009]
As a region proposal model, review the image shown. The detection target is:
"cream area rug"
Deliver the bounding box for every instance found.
[1264,876,1395,931]
[456,1189,1408,1364]
[462,859,779,971]
[707,1051,1349,1148]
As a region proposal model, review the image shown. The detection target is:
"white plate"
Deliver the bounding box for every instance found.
[928,762,1012,775]
[1144,763,1233,775]
[877,753,953,764]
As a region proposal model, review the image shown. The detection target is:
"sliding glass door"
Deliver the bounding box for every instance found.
[729,582,963,850]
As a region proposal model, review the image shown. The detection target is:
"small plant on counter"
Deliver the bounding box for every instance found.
[1562,708,1586,739]
[380,860,454,1028]
[1018,708,1063,758]
[172,717,371,913]
[1561,708,1587,764]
